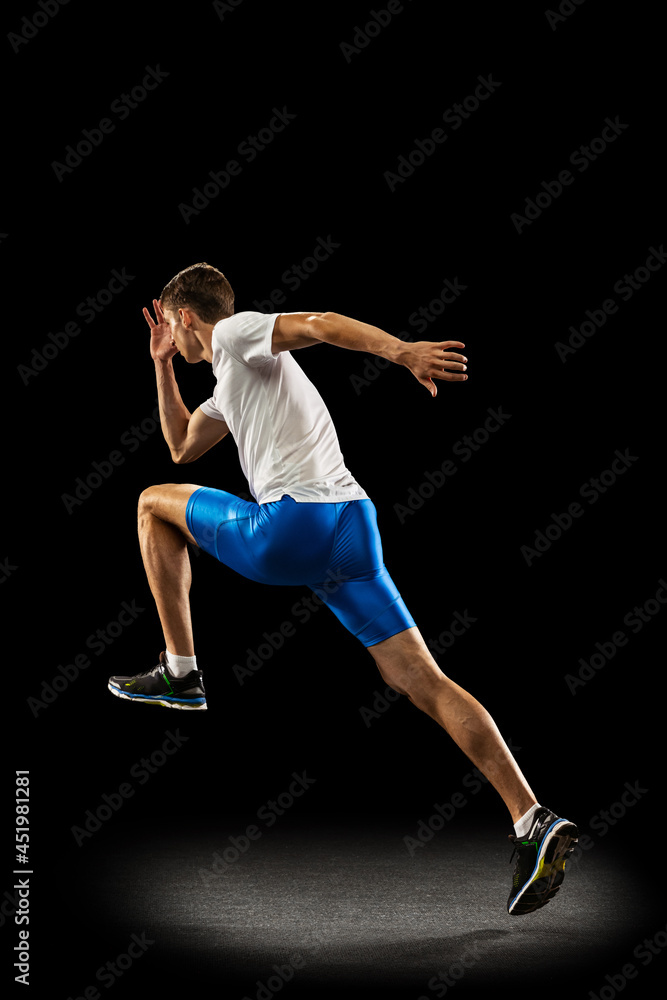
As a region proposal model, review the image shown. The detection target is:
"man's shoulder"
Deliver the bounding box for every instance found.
[213,310,277,339]
[217,310,280,325]
[213,311,284,368]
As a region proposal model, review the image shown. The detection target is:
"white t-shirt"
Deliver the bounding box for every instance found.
[199,311,368,505]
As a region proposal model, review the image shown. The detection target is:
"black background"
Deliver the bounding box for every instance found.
[4,0,665,996]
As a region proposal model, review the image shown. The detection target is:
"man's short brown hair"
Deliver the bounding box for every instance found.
[160,262,234,324]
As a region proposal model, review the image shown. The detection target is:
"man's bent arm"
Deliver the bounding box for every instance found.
[154,358,229,462]
[155,357,191,459]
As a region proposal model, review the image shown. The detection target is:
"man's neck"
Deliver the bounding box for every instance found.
[196,324,216,363]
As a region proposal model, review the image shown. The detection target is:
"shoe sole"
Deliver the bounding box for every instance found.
[108,682,207,710]
[508,819,578,915]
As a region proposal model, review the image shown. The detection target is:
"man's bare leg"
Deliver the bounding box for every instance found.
[368,627,537,824]
[137,483,202,657]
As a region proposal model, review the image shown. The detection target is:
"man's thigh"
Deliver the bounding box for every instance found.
[139,483,202,546]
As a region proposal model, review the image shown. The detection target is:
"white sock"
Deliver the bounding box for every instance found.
[514,803,542,838]
[165,650,198,678]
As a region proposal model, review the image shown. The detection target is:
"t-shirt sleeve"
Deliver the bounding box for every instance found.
[199,396,226,422]
[218,311,280,368]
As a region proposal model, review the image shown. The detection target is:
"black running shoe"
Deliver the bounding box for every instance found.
[108,651,207,710]
[507,807,578,915]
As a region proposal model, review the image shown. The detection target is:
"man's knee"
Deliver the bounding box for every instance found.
[137,484,200,546]
[138,484,167,518]
[374,664,410,698]
[138,483,197,514]
[137,484,186,526]
[371,649,443,702]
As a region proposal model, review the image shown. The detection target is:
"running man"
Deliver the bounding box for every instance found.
[108,262,578,915]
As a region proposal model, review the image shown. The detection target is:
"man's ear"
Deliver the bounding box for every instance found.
[179,307,197,329]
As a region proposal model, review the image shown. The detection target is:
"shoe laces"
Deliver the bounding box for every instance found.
[508,834,519,867]
[135,659,166,680]
[508,807,551,864]
[508,833,537,867]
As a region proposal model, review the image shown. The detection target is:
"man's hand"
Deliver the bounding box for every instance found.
[143,298,179,362]
[401,340,468,397]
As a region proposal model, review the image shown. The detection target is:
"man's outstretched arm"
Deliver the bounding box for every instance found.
[271,311,467,396]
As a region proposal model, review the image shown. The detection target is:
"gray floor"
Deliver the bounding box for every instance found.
[73,816,660,995]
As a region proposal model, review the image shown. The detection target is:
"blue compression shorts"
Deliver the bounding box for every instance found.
[185,488,416,647]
